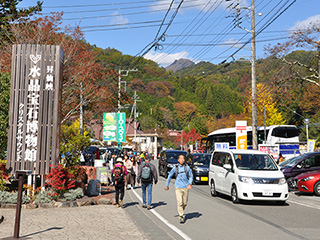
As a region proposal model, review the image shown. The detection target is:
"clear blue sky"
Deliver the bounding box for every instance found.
[19,0,320,67]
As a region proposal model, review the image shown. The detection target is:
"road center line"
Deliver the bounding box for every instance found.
[287,199,320,210]
[132,188,192,240]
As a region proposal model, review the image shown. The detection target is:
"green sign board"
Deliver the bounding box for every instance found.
[116,112,126,143]
[103,112,126,142]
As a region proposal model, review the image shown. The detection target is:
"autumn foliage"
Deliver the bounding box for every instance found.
[45,164,75,196]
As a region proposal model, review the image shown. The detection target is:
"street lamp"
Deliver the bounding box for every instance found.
[304,118,310,143]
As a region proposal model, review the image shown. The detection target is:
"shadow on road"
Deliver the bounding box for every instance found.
[151,201,167,209]
[18,227,64,238]
[124,201,139,208]
[185,212,202,221]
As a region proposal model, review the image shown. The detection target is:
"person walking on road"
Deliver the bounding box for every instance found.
[137,158,158,210]
[112,157,127,208]
[164,154,193,224]
[124,155,133,190]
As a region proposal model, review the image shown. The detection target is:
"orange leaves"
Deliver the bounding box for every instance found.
[174,101,197,121]
[145,81,174,98]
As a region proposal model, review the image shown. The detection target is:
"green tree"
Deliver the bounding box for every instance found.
[0,0,42,44]
[0,72,10,159]
[60,120,91,167]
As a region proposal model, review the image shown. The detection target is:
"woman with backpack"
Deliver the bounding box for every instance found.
[137,158,158,210]
[112,157,127,208]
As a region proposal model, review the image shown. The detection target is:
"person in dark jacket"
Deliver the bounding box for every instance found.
[137,158,158,210]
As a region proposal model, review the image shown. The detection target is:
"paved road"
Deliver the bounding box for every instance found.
[124,160,320,240]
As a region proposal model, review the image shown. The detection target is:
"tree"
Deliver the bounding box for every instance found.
[0,72,10,159]
[243,83,286,126]
[0,0,42,45]
[174,101,197,123]
[267,23,320,88]
[59,120,91,167]
[179,128,201,146]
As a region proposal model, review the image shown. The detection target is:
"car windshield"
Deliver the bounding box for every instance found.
[233,153,278,170]
[282,154,307,167]
[167,152,186,162]
[279,156,299,167]
[193,154,210,166]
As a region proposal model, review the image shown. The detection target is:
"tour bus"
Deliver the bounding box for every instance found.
[205,125,301,159]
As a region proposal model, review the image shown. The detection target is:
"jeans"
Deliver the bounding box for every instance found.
[142,182,153,207]
[115,185,125,204]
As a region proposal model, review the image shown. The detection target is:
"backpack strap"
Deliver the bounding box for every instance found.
[175,164,189,180]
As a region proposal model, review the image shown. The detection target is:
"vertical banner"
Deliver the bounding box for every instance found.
[7,44,64,175]
[116,112,126,143]
[236,120,247,149]
[103,112,117,141]
[307,139,316,152]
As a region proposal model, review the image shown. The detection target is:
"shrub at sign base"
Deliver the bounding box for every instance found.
[45,164,75,197]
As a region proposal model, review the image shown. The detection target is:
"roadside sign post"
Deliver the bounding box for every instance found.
[236,121,247,149]
[14,170,31,239]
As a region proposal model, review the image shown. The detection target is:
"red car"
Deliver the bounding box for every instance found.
[295,171,320,196]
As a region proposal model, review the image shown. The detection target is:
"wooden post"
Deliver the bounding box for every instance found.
[14,170,31,239]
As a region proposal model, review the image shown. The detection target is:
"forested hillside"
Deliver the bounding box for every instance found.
[93,47,320,142]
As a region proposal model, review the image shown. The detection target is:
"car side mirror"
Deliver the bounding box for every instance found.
[223,164,232,170]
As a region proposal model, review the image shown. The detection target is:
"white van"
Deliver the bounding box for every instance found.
[208,149,289,203]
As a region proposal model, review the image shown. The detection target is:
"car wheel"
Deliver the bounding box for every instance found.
[231,185,239,204]
[210,180,217,197]
[287,177,296,190]
[314,181,320,196]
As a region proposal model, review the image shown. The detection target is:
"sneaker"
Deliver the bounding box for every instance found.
[179,216,185,224]
[116,204,120,208]
[147,206,151,210]
[142,204,147,208]
[119,200,124,208]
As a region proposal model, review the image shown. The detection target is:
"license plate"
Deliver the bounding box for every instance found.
[262,191,273,196]
[201,177,208,181]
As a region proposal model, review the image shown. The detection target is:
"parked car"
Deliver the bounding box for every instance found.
[187,153,211,184]
[158,150,188,178]
[280,152,320,189]
[295,170,320,196]
[209,149,289,204]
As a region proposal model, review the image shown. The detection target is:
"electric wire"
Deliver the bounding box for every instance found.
[220,0,296,63]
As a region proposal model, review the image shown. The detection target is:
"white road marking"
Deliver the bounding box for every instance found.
[287,199,320,210]
[132,188,192,240]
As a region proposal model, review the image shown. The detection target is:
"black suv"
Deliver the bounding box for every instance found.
[158,150,187,178]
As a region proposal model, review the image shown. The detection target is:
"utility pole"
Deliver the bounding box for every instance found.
[251,0,257,150]
[133,90,141,151]
[80,82,84,135]
[118,69,138,112]
[233,0,257,149]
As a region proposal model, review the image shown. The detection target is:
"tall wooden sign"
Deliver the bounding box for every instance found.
[6,44,64,175]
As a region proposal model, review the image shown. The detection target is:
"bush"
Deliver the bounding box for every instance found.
[45,164,75,197]
[33,190,54,204]
[61,188,84,201]
[0,191,30,204]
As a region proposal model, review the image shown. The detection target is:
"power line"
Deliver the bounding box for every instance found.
[39,0,185,9]
[62,3,206,21]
